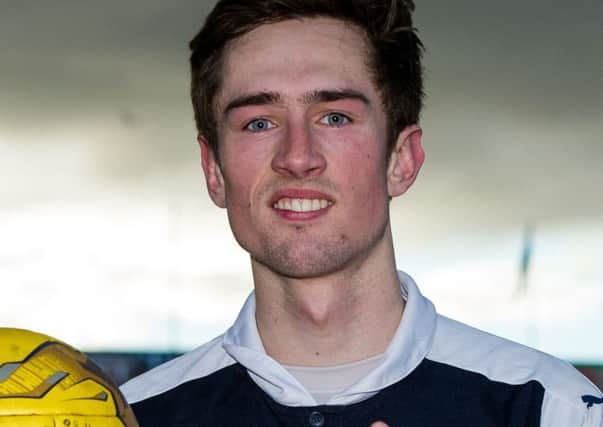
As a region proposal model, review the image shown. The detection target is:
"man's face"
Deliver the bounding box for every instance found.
[202,18,422,278]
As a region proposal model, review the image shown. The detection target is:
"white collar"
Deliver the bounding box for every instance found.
[222,271,437,407]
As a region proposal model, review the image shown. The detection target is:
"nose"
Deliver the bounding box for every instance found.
[271,122,327,179]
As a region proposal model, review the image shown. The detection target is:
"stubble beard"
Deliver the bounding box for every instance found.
[251,217,390,279]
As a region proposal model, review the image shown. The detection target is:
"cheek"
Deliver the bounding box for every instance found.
[343,147,389,217]
[221,144,268,207]
[223,176,255,244]
[345,133,388,188]
[224,170,254,212]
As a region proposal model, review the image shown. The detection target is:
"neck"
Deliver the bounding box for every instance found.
[253,228,404,367]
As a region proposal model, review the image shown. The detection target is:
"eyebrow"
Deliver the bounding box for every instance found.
[222,89,370,116]
[223,92,282,116]
[299,89,370,106]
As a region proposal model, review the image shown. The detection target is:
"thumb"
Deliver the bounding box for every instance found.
[370,422,389,427]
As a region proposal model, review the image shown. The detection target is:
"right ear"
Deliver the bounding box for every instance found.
[198,135,226,208]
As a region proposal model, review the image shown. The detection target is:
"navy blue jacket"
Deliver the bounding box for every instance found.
[122,272,603,426]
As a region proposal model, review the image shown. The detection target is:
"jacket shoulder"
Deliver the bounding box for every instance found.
[429,315,602,425]
[120,334,235,404]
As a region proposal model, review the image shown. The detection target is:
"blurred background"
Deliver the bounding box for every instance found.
[1,0,602,386]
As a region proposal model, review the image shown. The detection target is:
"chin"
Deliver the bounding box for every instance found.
[257,260,348,280]
[240,220,390,279]
[252,237,364,279]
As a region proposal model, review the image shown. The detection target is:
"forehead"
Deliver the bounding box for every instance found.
[217,18,377,108]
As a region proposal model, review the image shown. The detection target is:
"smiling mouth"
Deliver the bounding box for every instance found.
[273,198,332,212]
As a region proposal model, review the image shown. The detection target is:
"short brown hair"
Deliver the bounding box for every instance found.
[189,0,425,154]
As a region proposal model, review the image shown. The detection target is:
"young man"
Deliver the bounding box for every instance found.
[121,1,603,426]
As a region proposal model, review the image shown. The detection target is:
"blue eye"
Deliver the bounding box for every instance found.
[321,113,350,127]
[245,118,274,132]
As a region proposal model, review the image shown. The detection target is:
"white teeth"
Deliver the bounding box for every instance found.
[292,199,302,211]
[273,198,331,212]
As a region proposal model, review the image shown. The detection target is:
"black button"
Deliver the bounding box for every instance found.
[308,410,325,427]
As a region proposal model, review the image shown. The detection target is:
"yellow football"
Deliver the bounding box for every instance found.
[0,328,138,427]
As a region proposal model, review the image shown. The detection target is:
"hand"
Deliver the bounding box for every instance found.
[370,422,389,427]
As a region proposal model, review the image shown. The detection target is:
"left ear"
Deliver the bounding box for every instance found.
[387,125,425,197]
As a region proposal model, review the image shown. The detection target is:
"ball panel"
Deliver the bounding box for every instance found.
[0,328,138,427]
[0,328,57,362]
[0,415,128,427]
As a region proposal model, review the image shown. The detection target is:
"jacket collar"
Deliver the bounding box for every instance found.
[222,271,437,407]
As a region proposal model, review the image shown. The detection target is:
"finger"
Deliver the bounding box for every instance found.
[370,422,389,427]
